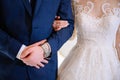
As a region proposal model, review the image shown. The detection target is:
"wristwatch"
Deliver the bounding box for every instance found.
[41,42,51,58]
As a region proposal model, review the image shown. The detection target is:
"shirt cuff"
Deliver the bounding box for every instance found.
[16,44,26,59]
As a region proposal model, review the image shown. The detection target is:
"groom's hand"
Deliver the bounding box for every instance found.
[21,45,48,69]
[20,39,48,69]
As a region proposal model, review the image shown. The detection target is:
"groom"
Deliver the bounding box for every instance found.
[0,0,74,80]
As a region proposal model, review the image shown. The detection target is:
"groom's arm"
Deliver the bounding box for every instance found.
[0,29,23,60]
[47,0,74,57]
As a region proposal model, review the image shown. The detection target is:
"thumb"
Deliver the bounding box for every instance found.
[55,16,60,20]
[33,39,47,46]
[20,49,31,59]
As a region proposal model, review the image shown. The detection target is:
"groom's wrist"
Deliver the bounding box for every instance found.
[41,42,51,58]
[16,44,26,59]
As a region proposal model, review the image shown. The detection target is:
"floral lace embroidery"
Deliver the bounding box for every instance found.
[72,1,94,15]
[103,3,120,17]
[72,1,120,18]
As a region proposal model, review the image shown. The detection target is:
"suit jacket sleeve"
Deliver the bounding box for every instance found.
[0,29,22,60]
[48,0,74,56]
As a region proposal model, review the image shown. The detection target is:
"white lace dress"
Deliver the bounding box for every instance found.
[58,1,120,80]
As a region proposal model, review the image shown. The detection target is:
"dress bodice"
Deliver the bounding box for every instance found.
[58,2,120,80]
[72,1,120,46]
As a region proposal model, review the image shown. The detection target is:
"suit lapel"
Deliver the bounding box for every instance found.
[33,0,42,16]
[22,0,32,16]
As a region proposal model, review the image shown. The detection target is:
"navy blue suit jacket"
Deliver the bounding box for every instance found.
[0,0,74,80]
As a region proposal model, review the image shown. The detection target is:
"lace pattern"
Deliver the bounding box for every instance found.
[72,1,120,18]
[58,1,120,80]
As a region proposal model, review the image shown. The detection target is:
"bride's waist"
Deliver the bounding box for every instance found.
[76,38,114,48]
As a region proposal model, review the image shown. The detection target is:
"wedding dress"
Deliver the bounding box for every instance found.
[58,1,120,80]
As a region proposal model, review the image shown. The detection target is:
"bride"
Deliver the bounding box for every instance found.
[53,0,120,80]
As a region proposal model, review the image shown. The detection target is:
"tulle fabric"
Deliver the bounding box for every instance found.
[58,1,120,80]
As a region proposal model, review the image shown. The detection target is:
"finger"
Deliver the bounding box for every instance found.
[60,21,69,28]
[55,16,60,20]
[56,16,60,19]
[55,21,67,28]
[52,24,57,28]
[53,21,60,26]
[54,28,60,31]
[41,59,48,64]
[37,63,45,68]
[23,58,39,68]
[53,24,60,31]
[21,59,33,66]
[20,49,32,59]
[45,57,50,60]
[35,65,40,69]
[55,27,62,31]
[65,21,69,27]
